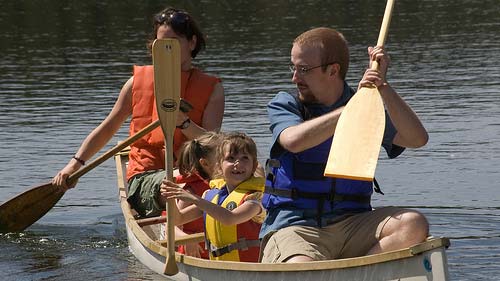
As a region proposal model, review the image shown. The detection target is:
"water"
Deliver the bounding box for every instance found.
[1,0,499,280]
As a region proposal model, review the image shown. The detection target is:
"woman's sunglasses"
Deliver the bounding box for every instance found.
[155,11,190,34]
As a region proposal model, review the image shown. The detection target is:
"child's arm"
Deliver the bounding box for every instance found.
[198,200,262,226]
[164,185,262,226]
[160,179,203,225]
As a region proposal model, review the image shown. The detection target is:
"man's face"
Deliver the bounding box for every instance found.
[290,43,331,104]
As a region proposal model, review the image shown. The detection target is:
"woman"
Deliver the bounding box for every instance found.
[52,7,224,218]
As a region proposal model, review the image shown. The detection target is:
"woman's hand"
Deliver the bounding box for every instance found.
[176,111,189,127]
[52,162,80,192]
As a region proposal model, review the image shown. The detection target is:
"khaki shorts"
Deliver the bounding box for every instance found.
[261,206,403,263]
[127,170,166,217]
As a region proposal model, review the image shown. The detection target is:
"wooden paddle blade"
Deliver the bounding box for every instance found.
[0,183,64,233]
[324,87,386,181]
[325,0,395,180]
[152,39,181,161]
[152,38,180,276]
[0,120,161,233]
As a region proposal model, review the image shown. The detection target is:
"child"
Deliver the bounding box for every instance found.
[161,132,265,262]
[161,131,224,259]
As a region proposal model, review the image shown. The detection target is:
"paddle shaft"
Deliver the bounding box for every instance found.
[68,120,160,183]
[371,0,395,70]
[69,98,193,183]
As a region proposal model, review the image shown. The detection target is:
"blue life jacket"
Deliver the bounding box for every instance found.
[262,91,380,226]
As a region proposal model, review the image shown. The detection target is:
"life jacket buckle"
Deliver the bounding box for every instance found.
[265,159,280,184]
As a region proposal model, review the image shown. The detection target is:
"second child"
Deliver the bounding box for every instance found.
[161,132,265,262]
[164,131,224,259]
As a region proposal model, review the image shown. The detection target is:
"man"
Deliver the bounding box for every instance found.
[260,27,429,263]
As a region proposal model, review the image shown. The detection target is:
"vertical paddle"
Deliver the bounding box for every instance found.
[0,120,160,233]
[152,38,180,276]
[324,0,395,181]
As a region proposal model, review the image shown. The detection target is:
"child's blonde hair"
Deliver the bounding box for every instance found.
[213,132,258,179]
[176,131,224,179]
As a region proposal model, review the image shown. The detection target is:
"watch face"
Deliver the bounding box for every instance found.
[177,118,190,129]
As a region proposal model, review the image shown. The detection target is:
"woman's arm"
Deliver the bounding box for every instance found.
[52,76,134,190]
[176,82,224,140]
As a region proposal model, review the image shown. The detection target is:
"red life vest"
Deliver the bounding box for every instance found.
[175,173,210,259]
[126,65,220,180]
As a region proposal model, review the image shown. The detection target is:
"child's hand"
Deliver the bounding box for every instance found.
[183,242,204,258]
[160,178,199,203]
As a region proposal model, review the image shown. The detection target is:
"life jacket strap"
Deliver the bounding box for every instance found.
[209,238,261,258]
[264,186,371,203]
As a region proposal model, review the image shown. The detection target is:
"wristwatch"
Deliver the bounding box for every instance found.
[176,118,191,129]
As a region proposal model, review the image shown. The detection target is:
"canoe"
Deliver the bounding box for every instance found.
[114,149,451,281]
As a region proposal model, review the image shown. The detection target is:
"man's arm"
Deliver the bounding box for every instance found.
[379,84,428,148]
[279,108,343,153]
[361,46,428,149]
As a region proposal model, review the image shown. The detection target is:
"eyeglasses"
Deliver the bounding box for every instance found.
[289,62,338,75]
[155,11,190,33]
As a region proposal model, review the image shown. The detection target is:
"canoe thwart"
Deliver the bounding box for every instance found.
[158,232,205,247]
[136,215,167,227]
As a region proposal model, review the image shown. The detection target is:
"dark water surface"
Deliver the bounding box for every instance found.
[1,0,499,280]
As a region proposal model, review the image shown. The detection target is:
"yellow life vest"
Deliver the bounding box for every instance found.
[204,177,265,262]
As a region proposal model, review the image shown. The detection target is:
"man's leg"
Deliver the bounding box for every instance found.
[260,225,340,263]
[334,207,428,258]
[367,209,429,255]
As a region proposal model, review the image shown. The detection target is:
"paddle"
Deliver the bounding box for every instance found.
[152,38,181,276]
[0,120,160,233]
[324,0,395,181]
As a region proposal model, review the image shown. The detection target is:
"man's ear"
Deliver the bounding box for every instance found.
[330,63,340,77]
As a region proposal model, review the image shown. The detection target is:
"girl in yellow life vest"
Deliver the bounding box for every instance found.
[161,132,265,262]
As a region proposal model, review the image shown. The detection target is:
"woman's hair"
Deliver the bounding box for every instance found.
[177,131,223,179]
[212,132,258,179]
[147,7,206,58]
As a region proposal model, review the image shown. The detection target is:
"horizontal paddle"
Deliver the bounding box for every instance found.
[324,0,395,181]
[152,38,181,276]
[0,119,160,233]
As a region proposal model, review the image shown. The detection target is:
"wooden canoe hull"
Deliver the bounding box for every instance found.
[115,150,451,281]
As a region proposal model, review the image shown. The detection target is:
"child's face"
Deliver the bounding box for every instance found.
[220,150,256,188]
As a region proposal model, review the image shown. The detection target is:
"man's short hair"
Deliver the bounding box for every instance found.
[294,27,349,80]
